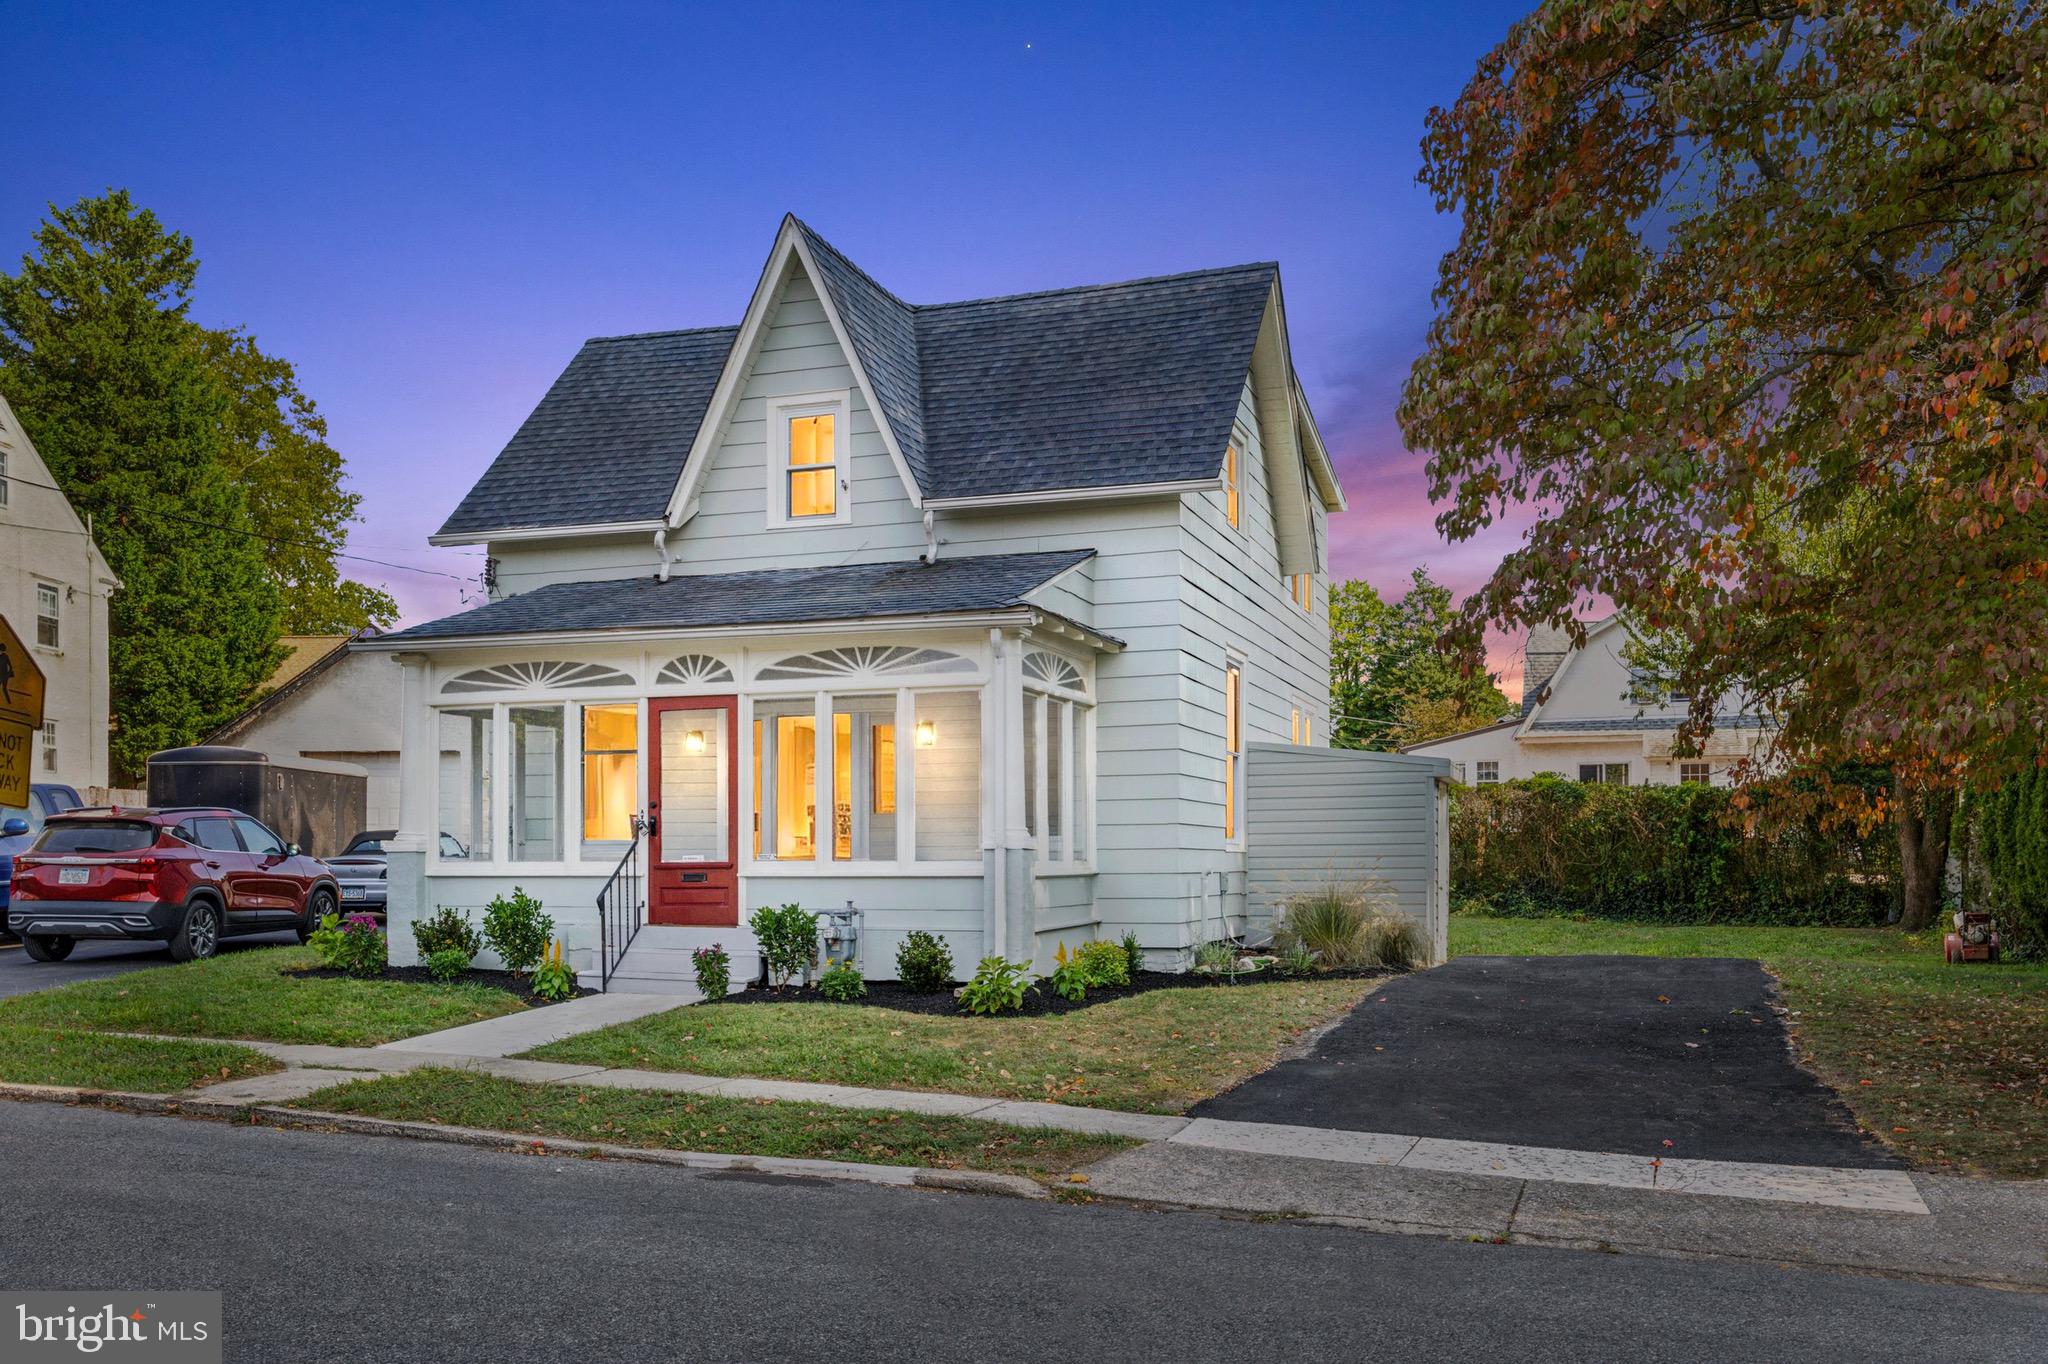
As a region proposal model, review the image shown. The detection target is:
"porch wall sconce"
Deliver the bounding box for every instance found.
[683,730,707,756]
[915,720,938,749]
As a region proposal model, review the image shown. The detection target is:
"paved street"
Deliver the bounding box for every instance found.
[0,930,300,999]
[2,1103,2038,1363]
[1198,956,1895,1166]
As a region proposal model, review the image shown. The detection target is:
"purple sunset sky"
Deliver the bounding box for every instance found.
[8,1,1539,693]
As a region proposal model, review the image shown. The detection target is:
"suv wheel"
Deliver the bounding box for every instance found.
[170,900,221,962]
[22,934,75,962]
[299,887,335,944]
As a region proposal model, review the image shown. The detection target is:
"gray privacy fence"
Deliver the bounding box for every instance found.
[1244,743,1452,965]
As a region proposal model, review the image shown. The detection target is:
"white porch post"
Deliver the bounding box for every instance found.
[986,629,1033,963]
[388,652,434,966]
[813,689,835,864]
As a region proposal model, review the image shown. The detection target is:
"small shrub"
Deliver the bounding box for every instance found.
[819,958,866,1002]
[529,938,577,1002]
[749,903,819,989]
[308,912,345,968]
[483,887,553,975]
[1120,930,1145,978]
[1365,916,1424,970]
[1048,959,1089,1002]
[1193,940,1240,975]
[423,946,472,982]
[1074,940,1129,988]
[895,929,955,992]
[413,906,482,961]
[691,943,731,998]
[332,914,388,978]
[959,957,1031,1015]
[1273,885,1380,969]
[1276,941,1318,978]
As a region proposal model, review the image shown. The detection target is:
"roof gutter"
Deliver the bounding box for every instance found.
[428,519,666,548]
[922,477,1220,511]
[354,607,1124,656]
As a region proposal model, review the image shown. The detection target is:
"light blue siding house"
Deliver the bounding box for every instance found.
[365,216,1348,989]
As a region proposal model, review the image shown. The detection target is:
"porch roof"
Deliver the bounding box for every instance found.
[369,549,1109,645]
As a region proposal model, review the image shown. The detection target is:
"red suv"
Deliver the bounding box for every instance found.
[8,807,339,963]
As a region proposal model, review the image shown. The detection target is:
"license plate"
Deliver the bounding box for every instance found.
[58,867,89,885]
[341,886,366,900]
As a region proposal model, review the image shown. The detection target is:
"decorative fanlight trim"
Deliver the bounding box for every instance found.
[756,645,975,682]
[441,660,635,694]
[1023,650,1087,694]
[655,653,735,686]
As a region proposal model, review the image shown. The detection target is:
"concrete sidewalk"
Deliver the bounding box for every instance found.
[373,992,683,1057]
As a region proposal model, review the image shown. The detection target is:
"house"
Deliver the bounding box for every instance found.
[1402,617,1772,786]
[361,215,1354,987]
[206,632,402,829]
[0,391,116,797]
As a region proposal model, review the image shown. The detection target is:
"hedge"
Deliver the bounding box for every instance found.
[1452,776,1897,925]
[1961,773,2048,957]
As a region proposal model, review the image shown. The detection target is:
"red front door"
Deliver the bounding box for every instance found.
[647,696,739,926]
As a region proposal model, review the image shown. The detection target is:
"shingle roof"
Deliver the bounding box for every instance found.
[376,550,1100,643]
[436,218,1278,536]
[438,326,737,536]
[1525,714,1771,734]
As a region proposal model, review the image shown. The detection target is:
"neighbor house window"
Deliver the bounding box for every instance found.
[1291,573,1312,612]
[1579,762,1630,785]
[1680,762,1712,785]
[35,582,58,649]
[0,449,10,508]
[581,703,638,845]
[1222,441,1242,528]
[1627,671,1668,707]
[767,391,851,526]
[1223,662,1243,841]
[1476,760,1499,784]
[40,720,56,773]
[437,708,493,861]
[509,705,564,860]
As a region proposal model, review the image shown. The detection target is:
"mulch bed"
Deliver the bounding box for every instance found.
[713,966,1394,1018]
[285,964,598,1006]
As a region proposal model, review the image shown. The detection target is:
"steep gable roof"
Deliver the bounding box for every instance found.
[435,218,1316,540]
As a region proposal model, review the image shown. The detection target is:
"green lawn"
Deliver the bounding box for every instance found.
[1452,914,2048,1179]
[0,1024,279,1092]
[0,947,527,1047]
[529,978,1374,1115]
[291,1069,1133,1178]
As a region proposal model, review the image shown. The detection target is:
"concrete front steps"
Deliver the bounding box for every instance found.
[606,924,760,997]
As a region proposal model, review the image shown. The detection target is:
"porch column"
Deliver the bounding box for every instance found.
[387,651,433,966]
[986,629,1033,961]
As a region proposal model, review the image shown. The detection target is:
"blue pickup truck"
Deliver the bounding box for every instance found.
[0,784,85,941]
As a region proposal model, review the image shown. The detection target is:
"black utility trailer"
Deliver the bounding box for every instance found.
[144,746,367,858]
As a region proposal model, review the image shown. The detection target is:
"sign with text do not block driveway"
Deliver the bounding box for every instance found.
[0,612,46,807]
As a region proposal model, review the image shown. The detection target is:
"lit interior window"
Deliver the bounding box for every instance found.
[787,413,837,518]
[581,703,638,842]
[1223,442,1241,528]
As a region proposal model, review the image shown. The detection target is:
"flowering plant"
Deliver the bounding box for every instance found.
[692,943,731,998]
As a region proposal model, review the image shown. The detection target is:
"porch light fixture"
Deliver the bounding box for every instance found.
[915,720,938,749]
[684,729,707,756]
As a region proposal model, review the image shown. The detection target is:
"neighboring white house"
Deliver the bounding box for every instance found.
[207,633,402,830]
[1403,617,1773,787]
[364,215,1363,986]
[0,391,116,797]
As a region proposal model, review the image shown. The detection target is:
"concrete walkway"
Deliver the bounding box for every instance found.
[373,991,684,1057]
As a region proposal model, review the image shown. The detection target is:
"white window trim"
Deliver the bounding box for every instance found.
[34,581,60,652]
[764,389,853,530]
[1222,424,1250,537]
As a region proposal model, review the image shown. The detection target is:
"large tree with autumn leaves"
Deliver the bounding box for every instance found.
[1401,1,2046,929]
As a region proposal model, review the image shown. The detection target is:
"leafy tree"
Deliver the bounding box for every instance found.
[197,328,397,633]
[1401,2,2046,928]
[1330,568,1511,750]
[0,191,282,778]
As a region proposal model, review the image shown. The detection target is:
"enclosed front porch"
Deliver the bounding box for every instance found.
[373,617,1112,991]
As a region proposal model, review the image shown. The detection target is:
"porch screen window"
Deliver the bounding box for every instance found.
[1223,663,1243,841]
[754,699,818,860]
[1024,657,1093,867]
[437,708,493,861]
[787,413,836,518]
[510,705,564,861]
[831,696,896,861]
[581,704,638,844]
[914,690,980,861]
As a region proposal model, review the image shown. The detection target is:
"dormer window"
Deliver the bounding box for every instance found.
[767,390,851,528]
[1223,440,1242,529]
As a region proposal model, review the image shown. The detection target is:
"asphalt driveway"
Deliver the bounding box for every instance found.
[0,930,300,999]
[1195,955,1898,1168]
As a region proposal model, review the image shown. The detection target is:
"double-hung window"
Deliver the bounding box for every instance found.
[1579,762,1630,785]
[1291,573,1312,612]
[1476,760,1500,784]
[1223,661,1243,841]
[767,391,851,527]
[35,583,58,649]
[1222,440,1242,529]
[40,720,56,773]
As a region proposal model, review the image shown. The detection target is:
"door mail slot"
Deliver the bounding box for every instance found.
[681,872,709,884]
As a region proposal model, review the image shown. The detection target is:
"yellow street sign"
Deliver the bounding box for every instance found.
[0,615,46,808]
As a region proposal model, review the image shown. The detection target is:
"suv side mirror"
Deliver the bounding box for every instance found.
[285,843,302,857]
[1,818,27,837]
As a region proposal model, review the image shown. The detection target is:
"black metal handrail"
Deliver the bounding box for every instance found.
[598,816,646,991]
